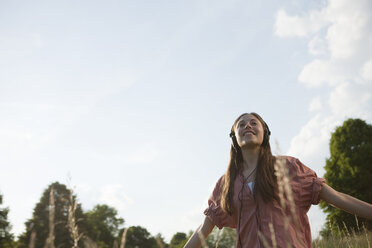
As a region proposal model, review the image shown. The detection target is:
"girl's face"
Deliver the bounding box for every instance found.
[234,114,265,149]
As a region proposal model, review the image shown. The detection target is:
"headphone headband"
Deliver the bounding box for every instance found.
[265,123,271,136]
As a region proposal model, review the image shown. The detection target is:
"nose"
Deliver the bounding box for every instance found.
[245,122,253,129]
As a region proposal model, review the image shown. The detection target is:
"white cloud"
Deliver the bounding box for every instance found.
[325,0,372,59]
[298,59,347,87]
[282,0,372,183]
[287,115,337,162]
[329,82,372,118]
[284,0,372,162]
[308,36,327,56]
[99,184,133,211]
[361,59,372,82]
[274,9,328,37]
[308,96,322,112]
[277,0,372,88]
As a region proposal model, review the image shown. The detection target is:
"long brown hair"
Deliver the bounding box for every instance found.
[220,112,278,215]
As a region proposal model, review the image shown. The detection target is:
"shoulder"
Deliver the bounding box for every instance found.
[274,155,298,168]
[275,155,299,164]
[275,155,314,175]
[206,175,227,201]
[211,175,226,193]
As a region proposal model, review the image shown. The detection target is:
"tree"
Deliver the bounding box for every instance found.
[85,204,124,248]
[169,232,188,248]
[123,226,158,248]
[154,233,168,248]
[0,193,14,247]
[17,182,87,248]
[206,227,236,248]
[320,118,372,235]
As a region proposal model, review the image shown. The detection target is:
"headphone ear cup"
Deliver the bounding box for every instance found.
[263,129,270,145]
[264,122,271,145]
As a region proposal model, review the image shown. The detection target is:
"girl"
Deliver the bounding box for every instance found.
[184,112,372,248]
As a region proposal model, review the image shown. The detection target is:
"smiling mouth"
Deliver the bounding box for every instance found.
[243,131,255,135]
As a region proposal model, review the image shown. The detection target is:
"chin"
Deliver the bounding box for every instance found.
[240,139,255,146]
[240,142,260,149]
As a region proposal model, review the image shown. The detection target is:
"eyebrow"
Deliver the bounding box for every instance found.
[237,120,245,125]
[237,118,258,126]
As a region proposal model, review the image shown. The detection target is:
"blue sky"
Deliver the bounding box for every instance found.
[1,0,371,243]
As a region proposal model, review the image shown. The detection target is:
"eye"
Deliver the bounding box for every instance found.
[238,122,245,127]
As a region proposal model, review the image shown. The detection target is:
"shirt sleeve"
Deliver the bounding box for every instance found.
[286,157,326,208]
[203,176,236,229]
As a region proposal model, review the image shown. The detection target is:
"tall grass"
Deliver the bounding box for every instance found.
[44,187,55,248]
[205,226,372,248]
[46,184,129,248]
[28,230,36,248]
[272,156,305,247]
[119,228,128,248]
[313,227,372,248]
[67,188,83,248]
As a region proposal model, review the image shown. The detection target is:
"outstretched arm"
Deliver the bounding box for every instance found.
[319,184,372,220]
[184,216,215,248]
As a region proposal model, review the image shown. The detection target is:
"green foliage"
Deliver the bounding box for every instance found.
[320,118,372,235]
[167,227,237,248]
[0,194,14,247]
[169,232,188,248]
[124,226,158,248]
[206,227,236,248]
[154,233,169,248]
[17,182,87,248]
[85,204,124,248]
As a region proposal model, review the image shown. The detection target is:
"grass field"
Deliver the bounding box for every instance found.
[312,229,371,248]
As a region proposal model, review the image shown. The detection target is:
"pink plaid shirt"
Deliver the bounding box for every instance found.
[204,156,326,248]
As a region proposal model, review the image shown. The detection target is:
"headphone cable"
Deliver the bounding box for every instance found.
[237,166,256,247]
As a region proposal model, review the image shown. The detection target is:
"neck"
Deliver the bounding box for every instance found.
[241,146,260,170]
